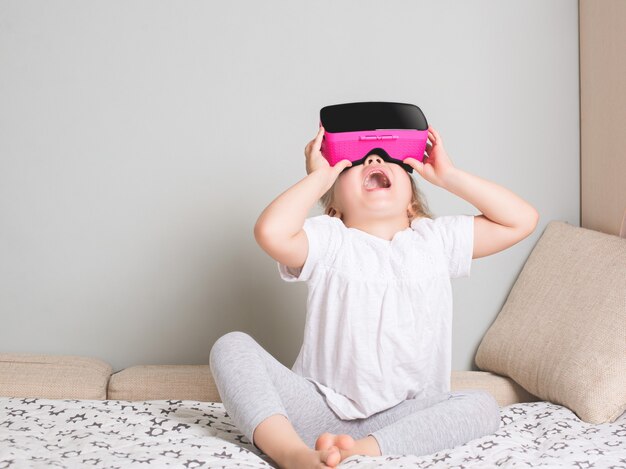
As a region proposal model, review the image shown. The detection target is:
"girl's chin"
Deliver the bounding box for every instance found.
[359,204,406,216]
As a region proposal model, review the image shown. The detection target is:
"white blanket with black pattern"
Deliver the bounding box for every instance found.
[1,397,625,468]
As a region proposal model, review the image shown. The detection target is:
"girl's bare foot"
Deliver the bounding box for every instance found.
[281,445,343,469]
[315,432,356,453]
[315,432,381,465]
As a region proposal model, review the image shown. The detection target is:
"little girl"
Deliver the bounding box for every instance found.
[210,124,539,469]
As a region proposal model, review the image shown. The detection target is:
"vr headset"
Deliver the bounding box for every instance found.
[319,101,429,173]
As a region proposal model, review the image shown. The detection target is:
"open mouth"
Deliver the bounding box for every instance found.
[363,169,391,190]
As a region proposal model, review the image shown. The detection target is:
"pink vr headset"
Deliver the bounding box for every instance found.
[319,101,428,173]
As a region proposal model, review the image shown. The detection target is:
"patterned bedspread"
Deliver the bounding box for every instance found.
[1,397,625,468]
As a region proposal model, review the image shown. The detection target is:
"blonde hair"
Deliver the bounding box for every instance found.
[319,173,433,222]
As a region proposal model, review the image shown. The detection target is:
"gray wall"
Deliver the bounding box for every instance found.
[0,1,579,372]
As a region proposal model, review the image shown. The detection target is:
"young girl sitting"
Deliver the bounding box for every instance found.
[210,124,539,469]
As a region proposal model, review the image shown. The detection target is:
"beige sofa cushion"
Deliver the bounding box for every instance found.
[107,364,531,407]
[0,353,112,400]
[108,365,219,402]
[475,221,626,424]
[0,352,533,406]
[451,370,540,407]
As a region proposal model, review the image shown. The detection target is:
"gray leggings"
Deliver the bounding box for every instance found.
[209,331,500,457]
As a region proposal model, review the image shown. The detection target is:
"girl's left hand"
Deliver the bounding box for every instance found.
[404,125,456,188]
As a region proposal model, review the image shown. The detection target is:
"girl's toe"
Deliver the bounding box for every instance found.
[323,446,341,467]
[337,434,355,449]
[315,432,334,450]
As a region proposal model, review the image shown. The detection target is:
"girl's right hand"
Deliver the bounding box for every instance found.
[305,126,352,177]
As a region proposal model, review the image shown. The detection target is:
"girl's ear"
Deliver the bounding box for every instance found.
[407,203,416,220]
[328,207,343,219]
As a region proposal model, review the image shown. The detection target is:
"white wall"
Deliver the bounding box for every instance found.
[0,0,580,372]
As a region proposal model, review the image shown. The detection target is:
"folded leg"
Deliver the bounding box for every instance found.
[209,331,500,457]
[209,331,367,449]
[363,389,501,456]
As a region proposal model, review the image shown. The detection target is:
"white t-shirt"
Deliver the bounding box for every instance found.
[277,214,474,420]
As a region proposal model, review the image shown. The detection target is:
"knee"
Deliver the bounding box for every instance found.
[450,389,501,434]
[472,390,501,434]
[209,331,254,369]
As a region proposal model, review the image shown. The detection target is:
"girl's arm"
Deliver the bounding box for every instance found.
[405,126,539,259]
[254,126,351,269]
[442,168,539,258]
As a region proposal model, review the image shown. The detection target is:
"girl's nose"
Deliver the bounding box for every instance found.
[365,155,384,165]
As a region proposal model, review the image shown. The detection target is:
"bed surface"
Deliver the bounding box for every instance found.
[1,397,625,468]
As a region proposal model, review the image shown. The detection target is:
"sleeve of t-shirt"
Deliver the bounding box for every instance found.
[432,214,475,278]
[276,215,341,283]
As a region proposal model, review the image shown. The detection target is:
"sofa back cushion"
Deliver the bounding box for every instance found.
[108,365,220,402]
[0,353,112,400]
